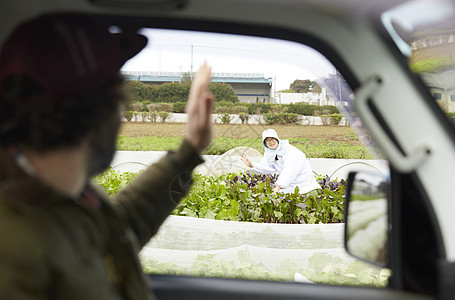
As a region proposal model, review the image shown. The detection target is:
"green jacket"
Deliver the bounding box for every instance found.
[0,140,203,300]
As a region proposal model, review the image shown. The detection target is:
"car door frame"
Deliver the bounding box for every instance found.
[108,13,440,299]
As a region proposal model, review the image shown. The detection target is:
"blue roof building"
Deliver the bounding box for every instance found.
[121,71,273,103]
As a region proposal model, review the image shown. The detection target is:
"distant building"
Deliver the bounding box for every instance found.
[410,34,455,50]
[420,70,455,112]
[121,71,273,103]
[275,88,333,105]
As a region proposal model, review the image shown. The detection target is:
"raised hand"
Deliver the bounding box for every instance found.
[184,62,215,154]
[240,153,254,168]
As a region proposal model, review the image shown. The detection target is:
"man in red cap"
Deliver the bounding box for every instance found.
[0,13,214,299]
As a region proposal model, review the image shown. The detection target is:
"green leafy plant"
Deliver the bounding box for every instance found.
[148,112,159,122]
[94,169,345,224]
[238,113,250,124]
[122,111,134,122]
[159,111,171,123]
[93,168,139,196]
[219,113,233,124]
[173,171,345,224]
[265,113,300,125]
[329,113,343,125]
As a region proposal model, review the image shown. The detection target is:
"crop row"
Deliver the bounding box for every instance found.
[95,169,345,224]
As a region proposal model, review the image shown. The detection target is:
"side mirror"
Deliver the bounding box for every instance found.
[345,171,390,266]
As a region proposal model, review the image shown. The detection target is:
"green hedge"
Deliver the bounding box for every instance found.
[215,105,249,114]
[172,102,187,113]
[265,113,300,125]
[329,113,343,125]
[125,100,339,117]
[248,103,272,114]
[286,103,339,116]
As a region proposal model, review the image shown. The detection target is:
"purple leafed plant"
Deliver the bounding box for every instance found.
[318,175,344,191]
[230,171,279,188]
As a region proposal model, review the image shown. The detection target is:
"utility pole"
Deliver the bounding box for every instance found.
[190,45,193,79]
[158,48,162,72]
[273,74,276,104]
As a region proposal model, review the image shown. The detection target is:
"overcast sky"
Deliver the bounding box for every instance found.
[121,28,337,91]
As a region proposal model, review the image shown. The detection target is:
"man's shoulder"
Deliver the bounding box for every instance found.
[0,199,47,257]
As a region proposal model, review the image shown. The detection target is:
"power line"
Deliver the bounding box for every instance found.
[141,43,329,61]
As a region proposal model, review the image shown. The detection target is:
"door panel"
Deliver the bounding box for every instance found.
[148,275,432,300]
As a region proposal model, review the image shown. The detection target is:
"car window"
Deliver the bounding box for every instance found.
[99,28,391,286]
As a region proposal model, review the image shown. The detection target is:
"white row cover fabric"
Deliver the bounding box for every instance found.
[203,146,262,176]
[111,149,389,178]
[347,198,388,263]
[140,215,390,286]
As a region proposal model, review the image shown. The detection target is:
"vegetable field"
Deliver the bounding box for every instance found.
[95,169,345,224]
[118,123,373,159]
[98,122,389,286]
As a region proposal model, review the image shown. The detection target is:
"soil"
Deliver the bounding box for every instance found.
[119,122,363,145]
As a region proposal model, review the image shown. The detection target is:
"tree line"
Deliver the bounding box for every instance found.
[125,80,238,105]
[124,74,352,113]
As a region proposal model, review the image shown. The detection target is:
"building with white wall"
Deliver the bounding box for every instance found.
[274,88,334,105]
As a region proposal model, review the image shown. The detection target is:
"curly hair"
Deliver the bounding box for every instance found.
[0,74,126,151]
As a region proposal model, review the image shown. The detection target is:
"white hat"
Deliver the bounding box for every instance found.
[262,129,280,148]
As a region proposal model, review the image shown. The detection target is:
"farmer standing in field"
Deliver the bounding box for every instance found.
[0,13,213,299]
[240,129,320,194]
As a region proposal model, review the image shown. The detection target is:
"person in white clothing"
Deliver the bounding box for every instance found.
[240,129,320,194]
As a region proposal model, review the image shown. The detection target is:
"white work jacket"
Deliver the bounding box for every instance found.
[250,144,320,194]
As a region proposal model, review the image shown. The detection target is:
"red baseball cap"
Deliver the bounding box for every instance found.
[0,13,147,102]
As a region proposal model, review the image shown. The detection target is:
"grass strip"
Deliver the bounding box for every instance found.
[117,136,373,159]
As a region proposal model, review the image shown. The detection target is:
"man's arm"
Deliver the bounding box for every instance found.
[112,63,214,248]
